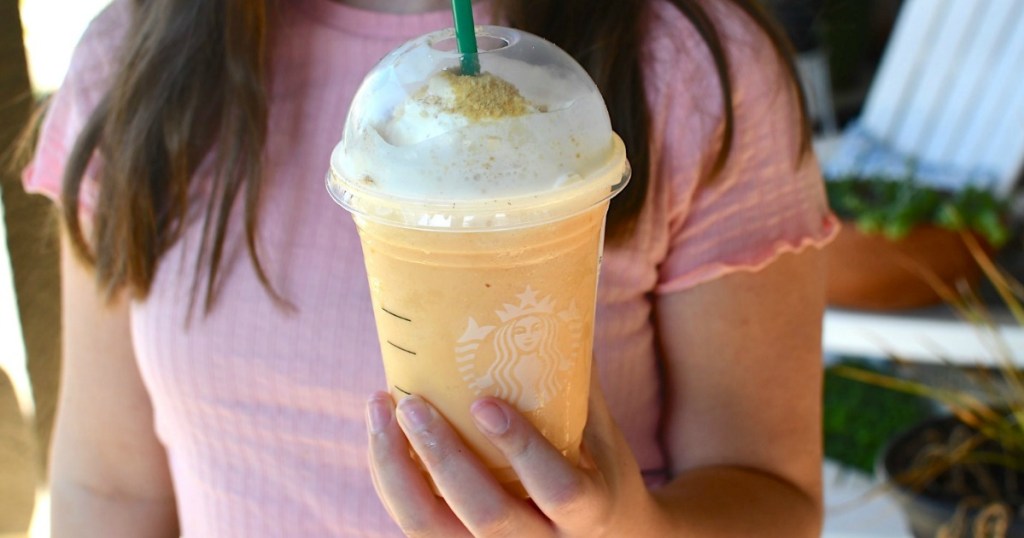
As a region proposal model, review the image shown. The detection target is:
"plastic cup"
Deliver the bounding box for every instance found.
[327,26,629,495]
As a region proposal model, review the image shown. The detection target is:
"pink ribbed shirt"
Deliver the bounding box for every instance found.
[25,0,837,535]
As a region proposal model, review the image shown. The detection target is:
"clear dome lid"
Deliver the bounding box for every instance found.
[327,25,629,230]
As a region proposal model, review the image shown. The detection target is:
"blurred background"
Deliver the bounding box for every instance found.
[1,1,1022,537]
[0,0,106,535]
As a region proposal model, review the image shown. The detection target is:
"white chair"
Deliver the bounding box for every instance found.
[819,0,1024,364]
[822,0,1024,197]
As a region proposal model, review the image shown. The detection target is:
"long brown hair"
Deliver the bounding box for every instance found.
[63,0,276,308]
[500,0,810,239]
[62,0,809,307]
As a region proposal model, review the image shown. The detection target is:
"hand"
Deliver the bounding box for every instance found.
[365,375,664,537]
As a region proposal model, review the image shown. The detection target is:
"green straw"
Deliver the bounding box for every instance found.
[451,0,480,75]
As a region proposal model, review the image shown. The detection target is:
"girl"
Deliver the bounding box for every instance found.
[25,0,836,535]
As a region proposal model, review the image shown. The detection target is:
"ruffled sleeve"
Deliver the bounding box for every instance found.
[21,0,130,216]
[650,0,838,294]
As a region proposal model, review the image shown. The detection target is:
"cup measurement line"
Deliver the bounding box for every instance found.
[381,306,412,322]
[387,340,417,355]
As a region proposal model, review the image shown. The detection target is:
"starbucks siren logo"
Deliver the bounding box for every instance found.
[457,286,583,411]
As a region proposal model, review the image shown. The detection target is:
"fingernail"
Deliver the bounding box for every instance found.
[471,400,509,435]
[397,396,433,432]
[366,394,391,434]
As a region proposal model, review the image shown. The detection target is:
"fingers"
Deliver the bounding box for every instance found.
[366,392,468,538]
[471,398,606,532]
[394,395,551,537]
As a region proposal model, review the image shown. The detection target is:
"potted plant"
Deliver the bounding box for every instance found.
[825,175,1011,310]
[833,235,1024,537]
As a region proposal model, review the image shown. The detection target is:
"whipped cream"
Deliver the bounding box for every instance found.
[334,57,615,201]
[383,71,532,146]
[327,26,629,229]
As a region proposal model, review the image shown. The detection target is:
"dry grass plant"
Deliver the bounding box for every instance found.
[833,232,1023,537]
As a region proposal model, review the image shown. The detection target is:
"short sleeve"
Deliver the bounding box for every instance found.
[651,1,838,294]
[21,0,130,215]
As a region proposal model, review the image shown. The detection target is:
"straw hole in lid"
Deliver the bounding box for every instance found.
[431,34,510,53]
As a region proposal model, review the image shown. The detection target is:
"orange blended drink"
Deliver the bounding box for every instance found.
[326,26,629,494]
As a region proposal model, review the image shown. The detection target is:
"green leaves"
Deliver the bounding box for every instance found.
[826,176,1011,248]
[824,358,935,474]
